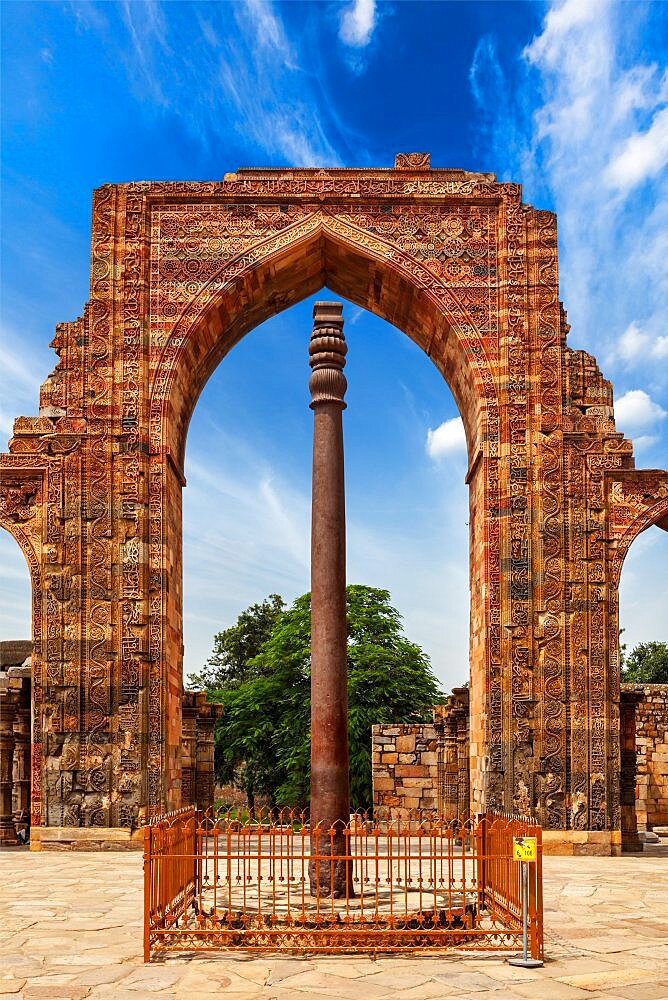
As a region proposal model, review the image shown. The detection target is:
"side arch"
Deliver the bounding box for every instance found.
[148,212,499,470]
[0,474,45,827]
[608,471,668,587]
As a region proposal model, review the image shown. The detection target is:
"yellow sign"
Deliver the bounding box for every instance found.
[513,836,537,861]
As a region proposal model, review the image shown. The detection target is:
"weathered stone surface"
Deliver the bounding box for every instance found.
[373,695,469,817]
[0,159,666,845]
[6,846,668,998]
[621,684,668,833]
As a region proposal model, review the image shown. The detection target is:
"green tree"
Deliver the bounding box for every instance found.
[621,642,668,684]
[187,593,285,691]
[211,586,444,812]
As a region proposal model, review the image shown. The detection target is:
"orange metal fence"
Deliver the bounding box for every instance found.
[143,808,542,960]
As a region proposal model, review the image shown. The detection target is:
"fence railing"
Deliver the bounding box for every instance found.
[483,810,543,961]
[143,808,542,960]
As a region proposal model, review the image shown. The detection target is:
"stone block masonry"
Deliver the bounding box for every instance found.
[373,692,469,816]
[622,683,668,831]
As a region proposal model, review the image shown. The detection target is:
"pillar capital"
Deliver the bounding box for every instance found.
[309,301,347,410]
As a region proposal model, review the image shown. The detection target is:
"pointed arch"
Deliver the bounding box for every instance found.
[148,212,498,469]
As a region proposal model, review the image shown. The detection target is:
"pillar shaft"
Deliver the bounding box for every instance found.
[13,703,31,820]
[194,715,216,812]
[308,302,351,897]
[0,688,19,844]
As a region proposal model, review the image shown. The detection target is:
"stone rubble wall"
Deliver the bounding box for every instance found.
[622,683,668,830]
[375,689,668,845]
[372,694,470,816]
[372,724,440,813]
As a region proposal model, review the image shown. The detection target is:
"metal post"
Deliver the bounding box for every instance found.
[308,301,352,898]
[0,688,19,845]
[508,860,543,967]
[143,824,151,962]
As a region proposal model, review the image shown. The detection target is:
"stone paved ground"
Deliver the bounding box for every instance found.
[1,850,667,1000]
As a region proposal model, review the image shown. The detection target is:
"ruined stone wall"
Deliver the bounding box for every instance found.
[372,696,469,816]
[372,723,440,814]
[622,684,668,830]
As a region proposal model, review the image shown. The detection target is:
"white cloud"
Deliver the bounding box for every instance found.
[631,434,659,454]
[614,321,668,365]
[615,389,667,431]
[617,322,648,362]
[426,417,466,460]
[339,0,377,48]
[653,336,668,359]
[524,0,608,83]
[605,105,668,192]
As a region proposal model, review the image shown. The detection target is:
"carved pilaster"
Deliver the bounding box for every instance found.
[0,685,19,844]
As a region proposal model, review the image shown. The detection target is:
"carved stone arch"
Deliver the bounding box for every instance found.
[607,470,668,587]
[1,162,665,851]
[145,206,502,822]
[149,210,499,471]
[0,465,46,826]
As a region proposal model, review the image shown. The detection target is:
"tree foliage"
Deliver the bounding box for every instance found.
[208,586,445,811]
[187,593,285,691]
[621,641,668,684]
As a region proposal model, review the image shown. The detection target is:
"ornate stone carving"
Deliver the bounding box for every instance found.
[0,482,38,522]
[1,158,665,849]
[394,152,431,170]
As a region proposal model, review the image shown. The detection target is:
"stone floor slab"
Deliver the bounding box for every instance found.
[1,851,667,998]
[604,985,668,1000]
[557,969,655,990]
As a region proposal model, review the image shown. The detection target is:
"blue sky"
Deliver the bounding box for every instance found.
[1,0,667,689]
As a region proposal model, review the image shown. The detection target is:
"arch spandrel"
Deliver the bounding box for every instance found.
[148,211,500,469]
[607,470,668,586]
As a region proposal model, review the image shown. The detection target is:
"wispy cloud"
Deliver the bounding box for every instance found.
[470,0,668,469]
[612,321,668,366]
[119,0,171,106]
[73,0,343,166]
[219,1,342,164]
[0,325,53,449]
[605,104,668,192]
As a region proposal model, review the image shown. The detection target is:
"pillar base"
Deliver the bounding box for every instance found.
[0,826,19,846]
[30,826,143,851]
[542,829,622,856]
